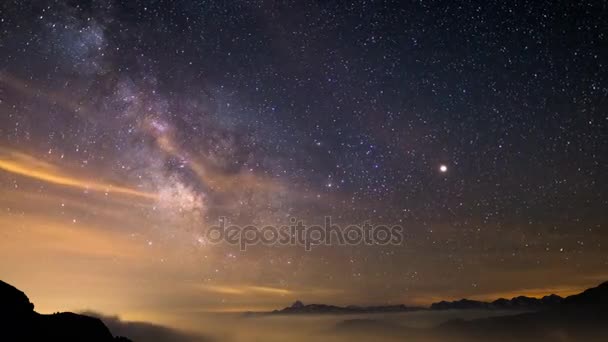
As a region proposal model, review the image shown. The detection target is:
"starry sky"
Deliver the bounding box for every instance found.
[0,0,606,329]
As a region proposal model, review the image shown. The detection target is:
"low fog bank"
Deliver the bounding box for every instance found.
[83,311,212,342]
[133,306,607,342]
[170,310,523,342]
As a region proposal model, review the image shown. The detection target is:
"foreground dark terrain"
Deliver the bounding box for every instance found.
[0,280,130,341]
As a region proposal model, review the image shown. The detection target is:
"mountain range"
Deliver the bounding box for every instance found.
[332,281,608,341]
[430,293,563,310]
[270,300,425,314]
[268,290,564,315]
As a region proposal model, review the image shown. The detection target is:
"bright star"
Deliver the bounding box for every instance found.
[439,165,448,173]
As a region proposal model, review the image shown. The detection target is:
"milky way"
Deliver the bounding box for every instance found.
[0,0,606,329]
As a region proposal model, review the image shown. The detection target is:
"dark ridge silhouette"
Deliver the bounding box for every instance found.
[0,280,131,342]
[430,298,489,310]
[437,283,608,341]
[560,281,608,308]
[265,290,563,315]
[431,293,563,310]
[267,300,424,315]
[330,281,608,341]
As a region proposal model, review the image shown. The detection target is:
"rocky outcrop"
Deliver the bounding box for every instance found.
[0,280,131,342]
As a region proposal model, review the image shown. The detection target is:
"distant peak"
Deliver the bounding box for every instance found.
[291,300,304,309]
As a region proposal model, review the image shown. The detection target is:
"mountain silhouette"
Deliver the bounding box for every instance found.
[270,300,424,314]
[0,280,131,341]
[560,281,608,308]
[329,281,608,341]
[437,283,608,341]
[268,291,563,315]
[431,294,563,310]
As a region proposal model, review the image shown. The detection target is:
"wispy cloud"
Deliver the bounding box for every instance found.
[0,148,157,200]
[200,284,292,296]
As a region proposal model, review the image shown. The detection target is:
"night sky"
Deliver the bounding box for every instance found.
[0,0,606,329]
